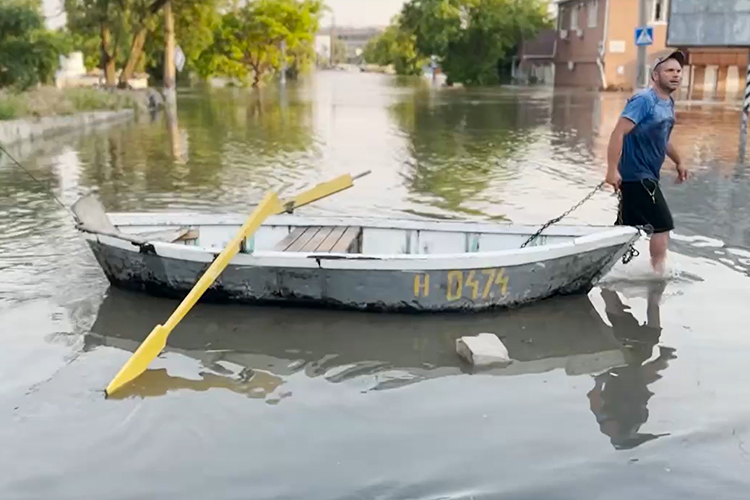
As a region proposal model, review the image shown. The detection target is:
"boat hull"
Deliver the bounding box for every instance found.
[85,238,630,312]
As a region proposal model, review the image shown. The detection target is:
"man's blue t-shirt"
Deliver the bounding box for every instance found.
[618,88,675,182]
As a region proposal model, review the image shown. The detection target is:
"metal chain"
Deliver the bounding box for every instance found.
[520,180,642,266]
[520,181,605,248]
[615,189,640,264]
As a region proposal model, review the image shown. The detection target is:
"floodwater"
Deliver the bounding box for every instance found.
[2,71,750,499]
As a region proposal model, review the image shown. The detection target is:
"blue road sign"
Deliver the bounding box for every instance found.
[635,26,654,46]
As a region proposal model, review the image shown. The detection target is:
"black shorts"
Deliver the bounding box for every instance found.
[616,179,674,234]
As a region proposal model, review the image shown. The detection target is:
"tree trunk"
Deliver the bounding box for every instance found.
[118,27,148,89]
[250,60,262,87]
[100,24,117,88]
[163,0,176,104]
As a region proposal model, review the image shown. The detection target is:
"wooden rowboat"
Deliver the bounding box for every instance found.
[72,195,640,312]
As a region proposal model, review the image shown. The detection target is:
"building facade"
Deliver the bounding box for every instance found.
[317,26,384,64]
[553,0,746,99]
[514,29,557,85]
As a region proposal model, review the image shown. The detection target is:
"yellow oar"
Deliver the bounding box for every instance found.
[105,171,369,396]
[104,191,279,396]
[275,170,371,214]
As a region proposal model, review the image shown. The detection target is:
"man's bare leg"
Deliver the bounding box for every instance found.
[650,232,669,275]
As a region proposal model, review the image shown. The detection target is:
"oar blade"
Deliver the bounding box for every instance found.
[276,173,353,213]
[105,325,169,396]
[103,172,368,396]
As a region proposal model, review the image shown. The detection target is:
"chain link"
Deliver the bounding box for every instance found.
[520,181,643,266]
[520,181,605,248]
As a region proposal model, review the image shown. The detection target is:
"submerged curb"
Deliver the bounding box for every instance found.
[0,109,135,146]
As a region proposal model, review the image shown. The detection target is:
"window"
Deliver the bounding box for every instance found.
[570,3,579,31]
[647,0,668,23]
[587,0,598,28]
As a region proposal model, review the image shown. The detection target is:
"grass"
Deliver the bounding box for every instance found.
[0,87,141,120]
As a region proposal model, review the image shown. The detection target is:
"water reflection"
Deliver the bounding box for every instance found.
[165,103,188,165]
[87,287,640,401]
[105,367,285,401]
[68,87,317,212]
[388,88,549,217]
[588,282,673,450]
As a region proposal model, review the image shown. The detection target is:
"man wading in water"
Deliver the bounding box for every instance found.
[605,50,690,274]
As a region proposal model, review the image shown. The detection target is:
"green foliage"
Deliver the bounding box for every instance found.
[0,95,22,120]
[144,0,226,82]
[399,0,551,85]
[61,0,324,87]
[363,20,426,76]
[63,0,131,68]
[0,1,72,90]
[64,0,167,86]
[400,0,465,57]
[197,0,323,86]
[389,87,534,217]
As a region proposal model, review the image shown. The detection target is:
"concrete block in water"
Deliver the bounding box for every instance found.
[456,333,511,367]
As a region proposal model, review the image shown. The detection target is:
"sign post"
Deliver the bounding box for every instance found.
[635,0,651,88]
[635,26,654,88]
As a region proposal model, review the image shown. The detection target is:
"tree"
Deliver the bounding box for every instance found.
[399,0,551,85]
[0,1,71,90]
[64,0,127,87]
[143,0,225,83]
[118,0,165,88]
[198,0,323,87]
[362,19,426,76]
[64,0,169,88]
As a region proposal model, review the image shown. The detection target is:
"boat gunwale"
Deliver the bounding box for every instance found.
[81,225,639,272]
[106,212,629,238]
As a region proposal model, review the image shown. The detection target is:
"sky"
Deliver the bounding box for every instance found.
[42,0,408,30]
[319,0,407,27]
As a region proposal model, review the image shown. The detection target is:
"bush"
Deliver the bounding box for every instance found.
[0,87,139,120]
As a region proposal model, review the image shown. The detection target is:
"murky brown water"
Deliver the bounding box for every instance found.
[2,71,750,499]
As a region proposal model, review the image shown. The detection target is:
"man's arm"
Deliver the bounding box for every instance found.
[667,142,689,183]
[666,142,681,167]
[605,117,636,189]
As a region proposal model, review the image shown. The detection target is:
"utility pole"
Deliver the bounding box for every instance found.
[636,0,648,88]
[280,40,287,86]
[163,0,176,106]
[330,13,336,67]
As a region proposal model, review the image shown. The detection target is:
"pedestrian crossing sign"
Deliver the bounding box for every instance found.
[635,26,654,46]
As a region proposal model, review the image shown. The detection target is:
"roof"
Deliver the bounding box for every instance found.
[519,29,557,59]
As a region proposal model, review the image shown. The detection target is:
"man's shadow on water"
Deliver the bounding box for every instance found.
[587,281,676,450]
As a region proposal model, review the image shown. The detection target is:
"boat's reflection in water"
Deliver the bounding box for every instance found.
[89,282,673,448]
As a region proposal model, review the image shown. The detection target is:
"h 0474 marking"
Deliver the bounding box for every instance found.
[413,268,509,301]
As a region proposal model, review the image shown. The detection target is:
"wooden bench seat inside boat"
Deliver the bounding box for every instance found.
[275,226,361,253]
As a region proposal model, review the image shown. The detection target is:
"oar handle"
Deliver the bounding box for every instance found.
[352,170,371,180]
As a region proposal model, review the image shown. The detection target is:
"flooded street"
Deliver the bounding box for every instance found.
[2,71,750,499]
